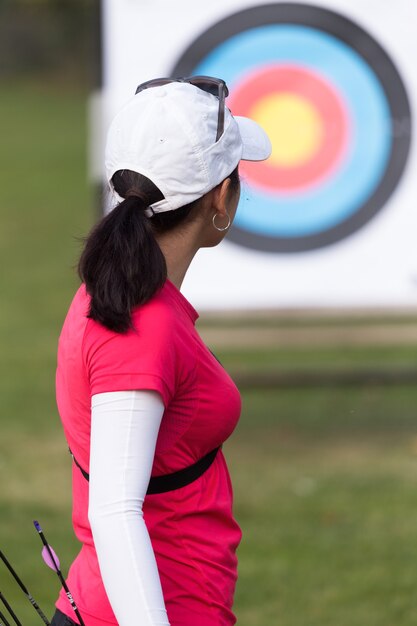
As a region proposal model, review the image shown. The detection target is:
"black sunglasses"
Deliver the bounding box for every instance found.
[135,76,229,142]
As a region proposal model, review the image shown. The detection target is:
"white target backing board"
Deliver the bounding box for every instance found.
[98,0,416,310]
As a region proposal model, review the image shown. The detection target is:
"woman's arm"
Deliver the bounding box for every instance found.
[88,390,170,626]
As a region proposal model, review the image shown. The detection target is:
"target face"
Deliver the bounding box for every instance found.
[172,3,411,252]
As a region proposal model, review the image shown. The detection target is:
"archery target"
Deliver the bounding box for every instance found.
[172,3,411,252]
[100,0,417,310]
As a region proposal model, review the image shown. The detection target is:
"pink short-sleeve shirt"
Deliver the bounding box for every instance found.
[55,280,242,626]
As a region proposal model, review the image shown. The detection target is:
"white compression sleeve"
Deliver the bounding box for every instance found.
[88,390,170,626]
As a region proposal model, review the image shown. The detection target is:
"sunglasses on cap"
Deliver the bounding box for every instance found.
[135,76,229,142]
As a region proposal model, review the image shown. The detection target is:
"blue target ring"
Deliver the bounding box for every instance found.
[171,3,411,252]
[193,26,391,237]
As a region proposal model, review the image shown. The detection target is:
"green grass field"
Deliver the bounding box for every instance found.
[1,79,417,626]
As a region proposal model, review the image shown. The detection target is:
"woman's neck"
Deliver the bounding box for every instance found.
[155,229,200,290]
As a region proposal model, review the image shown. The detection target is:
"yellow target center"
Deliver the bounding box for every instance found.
[251,93,323,167]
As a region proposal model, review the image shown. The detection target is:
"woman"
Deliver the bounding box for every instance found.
[51,77,271,626]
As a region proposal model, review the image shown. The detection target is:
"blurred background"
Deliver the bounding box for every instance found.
[1,1,417,625]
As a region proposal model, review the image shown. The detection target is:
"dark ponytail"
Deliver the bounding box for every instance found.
[79,167,239,333]
[79,172,167,333]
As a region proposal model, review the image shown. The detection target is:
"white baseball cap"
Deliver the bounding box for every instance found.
[105,80,272,215]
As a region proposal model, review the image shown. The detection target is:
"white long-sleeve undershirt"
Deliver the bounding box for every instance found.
[88,390,170,626]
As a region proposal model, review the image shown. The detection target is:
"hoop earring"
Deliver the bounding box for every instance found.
[212,212,231,232]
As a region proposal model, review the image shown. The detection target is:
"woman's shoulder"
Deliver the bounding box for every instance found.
[82,282,182,347]
[132,280,197,329]
[78,281,195,359]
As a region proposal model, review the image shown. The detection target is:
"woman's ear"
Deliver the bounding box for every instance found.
[211,178,232,217]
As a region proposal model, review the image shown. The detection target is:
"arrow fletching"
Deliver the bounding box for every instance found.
[41,545,60,572]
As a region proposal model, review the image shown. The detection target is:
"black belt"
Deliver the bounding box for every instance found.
[69,446,220,494]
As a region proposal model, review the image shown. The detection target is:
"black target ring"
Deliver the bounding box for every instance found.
[172,3,411,252]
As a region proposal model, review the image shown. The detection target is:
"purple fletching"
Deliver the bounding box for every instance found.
[41,545,60,571]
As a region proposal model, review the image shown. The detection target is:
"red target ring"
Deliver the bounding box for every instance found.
[229,65,351,192]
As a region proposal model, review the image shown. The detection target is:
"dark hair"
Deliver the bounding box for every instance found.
[78,167,239,333]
